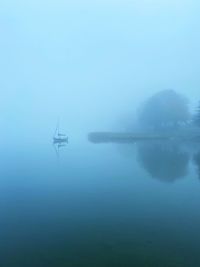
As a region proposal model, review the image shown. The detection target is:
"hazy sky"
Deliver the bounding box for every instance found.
[1,0,200,137]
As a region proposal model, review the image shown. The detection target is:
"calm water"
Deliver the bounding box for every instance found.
[1,137,200,267]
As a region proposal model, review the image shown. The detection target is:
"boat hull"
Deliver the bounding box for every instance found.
[53,137,68,144]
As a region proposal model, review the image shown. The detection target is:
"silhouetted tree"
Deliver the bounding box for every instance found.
[138,90,190,130]
[194,101,200,126]
[137,142,189,182]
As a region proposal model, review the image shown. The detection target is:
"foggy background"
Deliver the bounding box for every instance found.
[1,0,200,142]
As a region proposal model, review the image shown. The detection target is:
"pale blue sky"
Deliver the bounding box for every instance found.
[1,0,200,138]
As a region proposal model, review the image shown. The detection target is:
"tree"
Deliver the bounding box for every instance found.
[194,101,200,126]
[138,90,190,130]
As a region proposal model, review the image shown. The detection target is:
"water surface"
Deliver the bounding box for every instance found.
[1,137,200,267]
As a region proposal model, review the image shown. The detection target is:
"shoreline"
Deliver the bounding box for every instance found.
[88,132,200,143]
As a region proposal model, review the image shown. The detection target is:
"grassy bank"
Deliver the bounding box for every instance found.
[88,130,200,143]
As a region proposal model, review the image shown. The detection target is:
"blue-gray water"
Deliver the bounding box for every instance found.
[1,137,200,267]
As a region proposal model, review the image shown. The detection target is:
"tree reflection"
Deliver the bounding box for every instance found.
[137,142,189,182]
[193,152,200,179]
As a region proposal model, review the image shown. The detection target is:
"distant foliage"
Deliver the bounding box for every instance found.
[138,90,190,130]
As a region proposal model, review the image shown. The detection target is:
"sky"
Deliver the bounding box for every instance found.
[1,0,200,139]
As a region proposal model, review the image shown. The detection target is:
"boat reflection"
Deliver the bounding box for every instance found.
[53,140,68,158]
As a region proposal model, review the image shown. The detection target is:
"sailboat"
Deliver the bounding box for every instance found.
[53,121,68,144]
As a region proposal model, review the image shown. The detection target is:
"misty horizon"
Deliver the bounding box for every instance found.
[1,0,200,139]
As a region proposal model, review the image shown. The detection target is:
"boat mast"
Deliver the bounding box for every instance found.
[54,119,60,137]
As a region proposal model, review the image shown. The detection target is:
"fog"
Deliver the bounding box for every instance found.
[1,0,200,142]
[2,2,200,266]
